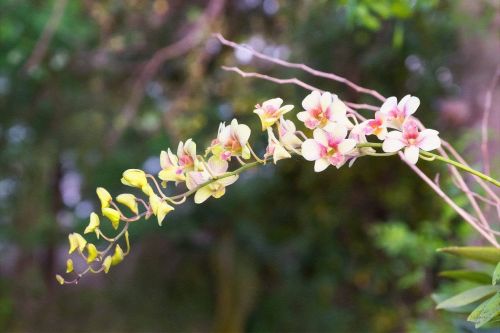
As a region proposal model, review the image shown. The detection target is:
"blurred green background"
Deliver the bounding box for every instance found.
[1,0,499,332]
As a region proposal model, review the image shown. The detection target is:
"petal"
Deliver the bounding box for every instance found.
[397,95,411,110]
[219,175,239,187]
[218,125,231,144]
[301,139,321,161]
[338,139,357,154]
[380,96,398,114]
[279,104,294,114]
[194,187,213,204]
[263,97,283,108]
[297,111,308,122]
[382,132,405,152]
[417,129,441,151]
[320,92,333,111]
[185,139,197,157]
[326,123,348,140]
[331,97,347,119]
[236,124,251,146]
[314,158,330,172]
[402,96,420,116]
[302,91,321,110]
[313,128,329,146]
[404,145,419,164]
[208,156,228,175]
[273,143,291,163]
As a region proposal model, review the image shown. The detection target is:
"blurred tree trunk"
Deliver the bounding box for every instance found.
[212,231,259,333]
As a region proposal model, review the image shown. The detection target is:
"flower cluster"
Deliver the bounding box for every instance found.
[57,91,442,284]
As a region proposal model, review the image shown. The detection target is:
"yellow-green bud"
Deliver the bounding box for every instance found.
[149,194,174,226]
[86,243,98,263]
[68,233,87,254]
[55,274,65,285]
[111,244,124,266]
[102,256,112,273]
[96,187,112,209]
[122,169,147,188]
[66,259,74,273]
[102,207,120,229]
[116,194,138,214]
[84,212,100,235]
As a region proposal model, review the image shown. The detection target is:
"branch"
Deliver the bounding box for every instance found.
[402,153,499,247]
[106,0,226,149]
[481,65,500,176]
[215,33,387,102]
[24,0,68,72]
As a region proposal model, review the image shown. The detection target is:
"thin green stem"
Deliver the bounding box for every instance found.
[420,151,500,187]
[169,159,268,200]
[356,142,499,187]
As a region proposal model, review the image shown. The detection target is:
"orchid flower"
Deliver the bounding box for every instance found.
[380,95,420,129]
[361,111,388,140]
[297,91,352,129]
[159,139,198,183]
[265,128,291,164]
[208,119,251,160]
[382,119,441,164]
[186,157,239,204]
[301,123,357,171]
[277,116,303,150]
[254,98,294,130]
[346,123,376,167]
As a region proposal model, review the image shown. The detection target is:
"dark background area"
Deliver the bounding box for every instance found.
[0,0,499,332]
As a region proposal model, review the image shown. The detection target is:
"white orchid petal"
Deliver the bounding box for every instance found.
[397,95,411,110]
[320,92,333,111]
[329,123,348,140]
[236,124,251,146]
[338,139,357,154]
[380,96,398,114]
[404,96,420,116]
[404,145,420,164]
[382,132,405,152]
[301,139,322,161]
[313,128,329,146]
[418,130,441,151]
[314,158,330,172]
[302,91,321,110]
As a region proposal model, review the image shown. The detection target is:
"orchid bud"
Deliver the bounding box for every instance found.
[102,207,120,229]
[116,194,138,214]
[149,194,174,226]
[55,275,65,285]
[122,169,147,188]
[68,233,87,254]
[84,212,100,235]
[96,187,112,209]
[111,244,124,265]
[86,243,98,263]
[102,256,112,273]
[66,259,74,273]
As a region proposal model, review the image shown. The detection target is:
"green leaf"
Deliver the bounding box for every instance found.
[436,285,499,310]
[439,270,492,284]
[468,292,500,328]
[493,262,500,285]
[437,247,500,264]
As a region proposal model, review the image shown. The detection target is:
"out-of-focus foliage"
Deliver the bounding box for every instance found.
[435,247,500,330]
[0,0,497,332]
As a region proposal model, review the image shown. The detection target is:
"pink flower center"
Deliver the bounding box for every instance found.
[179,155,193,167]
[403,121,419,144]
